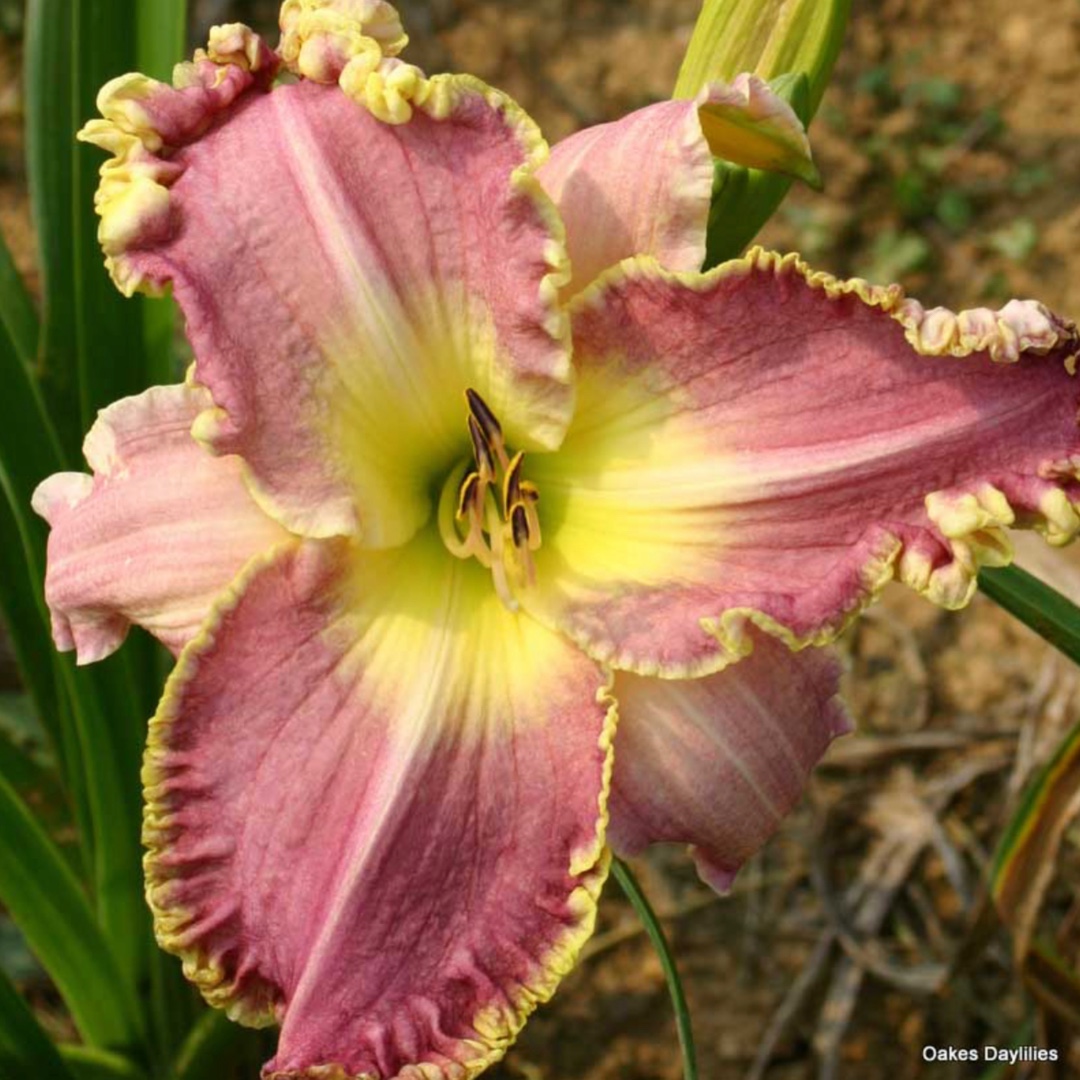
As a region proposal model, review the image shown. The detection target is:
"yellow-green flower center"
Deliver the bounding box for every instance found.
[437,389,541,610]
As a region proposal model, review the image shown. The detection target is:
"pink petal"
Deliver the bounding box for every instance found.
[31,385,289,665]
[537,97,712,298]
[609,633,850,893]
[537,77,813,297]
[524,250,1080,677]
[83,46,573,548]
[144,537,614,1079]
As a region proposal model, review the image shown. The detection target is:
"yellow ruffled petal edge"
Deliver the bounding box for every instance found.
[563,247,1080,673]
[144,539,618,1079]
[143,542,297,1029]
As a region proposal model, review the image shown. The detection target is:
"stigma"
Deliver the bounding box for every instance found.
[437,389,541,611]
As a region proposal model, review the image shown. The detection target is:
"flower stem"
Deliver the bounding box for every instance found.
[611,857,698,1080]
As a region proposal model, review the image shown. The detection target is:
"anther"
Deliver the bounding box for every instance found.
[465,388,503,442]
[502,451,524,518]
[467,415,495,479]
[456,471,480,520]
[510,503,530,549]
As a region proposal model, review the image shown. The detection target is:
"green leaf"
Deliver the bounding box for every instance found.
[0,771,144,1052]
[60,1045,150,1080]
[136,0,187,389]
[25,0,187,1036]
[0,228,38,367]
[0,244,148,984]
[136,0,187,83]
[979,564,1080,668]
[612,859,698,1080]
[172,1008,251,1080]
[26,0,158,457]
[0,967,75,1080]
[991,714,1080,962]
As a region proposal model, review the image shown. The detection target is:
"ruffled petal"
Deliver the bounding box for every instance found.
[31,385,289,665]
[609,633,850,893]
[143,536,614,1079]
[523,249,1080,677]
[81,36,573,549]
[537,77,813,297]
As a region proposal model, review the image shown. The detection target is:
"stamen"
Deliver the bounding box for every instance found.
[465,388,503,442]
[502,450,524,518]
[519,482,542,550]
[439,392,543,610]
[468,415,495,480]
[485,498,518,611]
[510,503,530,549]
[456,471,480,520]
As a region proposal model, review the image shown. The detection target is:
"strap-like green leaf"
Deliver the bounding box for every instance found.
[0,967,75,1080]
[991,715,1080,962]
[0,264,149,989]
[0,772,144,1052]
[612,859,698,1080]
[0,228,38,367]
[172,1008,252,1080]
[60,1045,150,1080]
[136,0,187,82]
[979,565,1080,667]
[27,0,158,451]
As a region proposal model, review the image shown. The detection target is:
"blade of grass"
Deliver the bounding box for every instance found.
[979,564,1080,667]
[0,967,76,1080]
[612,858,698,1080]
[0,771,144,1052]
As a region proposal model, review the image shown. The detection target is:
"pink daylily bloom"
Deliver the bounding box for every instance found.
[32,2,1080,1077]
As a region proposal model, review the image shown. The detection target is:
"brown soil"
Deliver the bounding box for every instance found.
[6,0,1080,1077]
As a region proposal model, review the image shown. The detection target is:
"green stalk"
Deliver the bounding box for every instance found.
[612,858,698,1080]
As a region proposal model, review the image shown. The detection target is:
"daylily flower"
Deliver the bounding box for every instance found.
[32,2,1080,1077]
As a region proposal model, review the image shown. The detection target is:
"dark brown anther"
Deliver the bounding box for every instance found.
[465,388,503,442]
[510,503,530,549]
[519,480,539,503]
[468,415,495,478]
[456,471,480,520]
[502,451,524,517]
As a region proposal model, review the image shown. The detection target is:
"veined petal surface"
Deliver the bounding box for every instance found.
[31,385,289,664]
[537,95,712,298]
[524,250,1080,677]
[94,68,573,547]
[144,537,614,1080]
[609,633,850,893]
[537,78,812,298]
